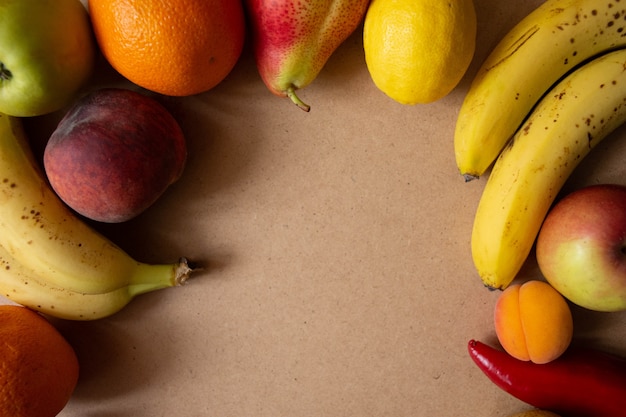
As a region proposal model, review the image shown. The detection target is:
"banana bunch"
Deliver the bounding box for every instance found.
[0,114,195,320]
[456,0,626,290]
[455,0,626,180]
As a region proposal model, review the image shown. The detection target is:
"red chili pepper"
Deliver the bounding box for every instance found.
[467,339,626,417]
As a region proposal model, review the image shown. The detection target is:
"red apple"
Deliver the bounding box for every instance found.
[43,88,187,223]
[536,184,626,312]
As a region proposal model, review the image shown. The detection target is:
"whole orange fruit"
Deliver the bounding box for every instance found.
[0,305,79,417]
[88,0,246,96]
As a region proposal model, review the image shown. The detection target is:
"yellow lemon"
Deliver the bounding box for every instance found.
[363,0,477,104]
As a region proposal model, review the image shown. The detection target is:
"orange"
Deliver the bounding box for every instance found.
[0,305,79,417]
[88,0,246,96]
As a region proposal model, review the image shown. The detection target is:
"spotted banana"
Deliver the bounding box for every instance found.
[471,48,626,290]
[0,242,192,320]
[455,0,626,180]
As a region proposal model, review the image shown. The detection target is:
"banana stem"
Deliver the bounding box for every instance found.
[128,258,196,297]
[286,86,311,112]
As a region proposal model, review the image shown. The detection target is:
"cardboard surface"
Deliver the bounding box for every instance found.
[3,0,626,415]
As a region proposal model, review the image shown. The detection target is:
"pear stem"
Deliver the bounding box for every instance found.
[286,86,311,112]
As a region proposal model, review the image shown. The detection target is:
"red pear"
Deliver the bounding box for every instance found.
[43,88,187,223]
[244,0,370,111]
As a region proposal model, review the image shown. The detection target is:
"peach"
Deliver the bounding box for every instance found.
[43,88,187,223]
[494,280,573,364]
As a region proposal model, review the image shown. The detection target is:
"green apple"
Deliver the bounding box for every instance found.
[536,184,626,312]
[0,0,95,116]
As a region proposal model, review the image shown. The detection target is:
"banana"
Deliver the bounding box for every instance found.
[471,47,626,290]
[0,243,193,320]
[455,0,626,180]
[0,113,193,295]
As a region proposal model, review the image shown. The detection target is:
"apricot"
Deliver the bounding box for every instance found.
[494,280,573,364]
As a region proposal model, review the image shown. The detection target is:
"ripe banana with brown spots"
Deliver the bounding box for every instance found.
[455,0,626,180]
[0,243,192,320]
[471,48,626,290]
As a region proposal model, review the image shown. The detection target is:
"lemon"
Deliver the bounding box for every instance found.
[363,0,477,104]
